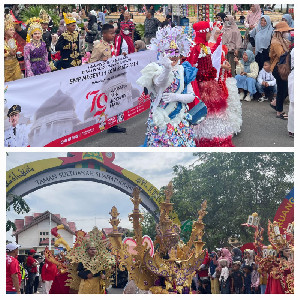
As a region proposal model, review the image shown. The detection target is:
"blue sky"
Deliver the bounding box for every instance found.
[6,152,197,241]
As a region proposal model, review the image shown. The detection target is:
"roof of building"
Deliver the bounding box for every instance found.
[13,211,76,237]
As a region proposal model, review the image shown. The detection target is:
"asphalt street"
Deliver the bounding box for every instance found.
[70,100,293,148]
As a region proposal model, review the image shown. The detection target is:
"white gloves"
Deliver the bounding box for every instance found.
[162,92,195,104]
[153,54,172,88]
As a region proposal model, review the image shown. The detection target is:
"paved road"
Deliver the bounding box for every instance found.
[70,100,293,148]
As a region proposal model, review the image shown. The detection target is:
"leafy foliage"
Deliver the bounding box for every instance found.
[170,153,294,250]
[19,5,60,27]
[141,211,157,240]
[6,194,30,232]
[135,23,145,39]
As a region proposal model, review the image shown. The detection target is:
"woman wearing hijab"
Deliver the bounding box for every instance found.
[84,14,99,52]
[222,15,243,76]
[218,248,232,268]
[244,4,262,50]
[134,40,146,52]
[269,21,293,119]
[214,12,226,30]
[250,15,274,71]
[235,50,259,101]
[209,252,220,294]
[282,14,294,41]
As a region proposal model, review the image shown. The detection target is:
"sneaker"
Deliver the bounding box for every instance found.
[244,93,251,102]
[107,125,127,133]
[258,95,268,102]
[239,91,245,100]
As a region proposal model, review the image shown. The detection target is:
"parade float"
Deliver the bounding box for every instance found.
[108,182,207,294]
[242,212,294,294]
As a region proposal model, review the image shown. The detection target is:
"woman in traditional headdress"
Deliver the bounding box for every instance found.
[24,21,51,77]
[4,15,23,82]
[187,21,237,147]
[136,25,198,147]
[250,15,274,70]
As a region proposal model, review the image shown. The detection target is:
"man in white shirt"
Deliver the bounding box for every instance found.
[4,105,28,147]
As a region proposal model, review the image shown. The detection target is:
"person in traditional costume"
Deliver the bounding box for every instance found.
[208,26,242,136]
[39,9,52,62]
[55,12,81,69]
[76,242,106,294]
[4,14,23,82]
[24,21,51,77]
[136,25,199,147]
[187,21,238,147]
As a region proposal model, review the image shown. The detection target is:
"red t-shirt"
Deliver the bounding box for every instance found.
[26,256,37,273]
[41,262,57,281]
[6,254,21,292]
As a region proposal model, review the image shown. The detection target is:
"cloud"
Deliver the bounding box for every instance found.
[6,152,197,242]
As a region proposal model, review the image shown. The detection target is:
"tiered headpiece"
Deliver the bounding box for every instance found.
[26,22,43,43]
[4,14,15,32]
[39,9,50,24]
[63,12,76,25]
[150,25,191,57]
[193,21,212,44]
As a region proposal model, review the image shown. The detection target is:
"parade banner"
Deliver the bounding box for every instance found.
[273,188,294,233]
[4,50,157,147]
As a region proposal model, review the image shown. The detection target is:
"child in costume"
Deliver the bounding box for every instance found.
[187,21,236,147]
[24,21,51,77]
[136,25,199,147]
[208,26,242,137]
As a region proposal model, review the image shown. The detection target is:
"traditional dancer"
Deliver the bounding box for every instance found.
[24,21,51,77]
[4,14,22,82]
[55,12,81,69]
[137,25,199,147]
[187,21,237,146]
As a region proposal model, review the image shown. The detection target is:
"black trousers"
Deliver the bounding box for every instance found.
[255,48,270,71]
[273,65,288,113]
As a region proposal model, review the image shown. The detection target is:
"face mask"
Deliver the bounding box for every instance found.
[283,32,291,40]
[124,30,130,35]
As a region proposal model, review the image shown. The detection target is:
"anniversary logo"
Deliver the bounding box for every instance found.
[4,51,156,147]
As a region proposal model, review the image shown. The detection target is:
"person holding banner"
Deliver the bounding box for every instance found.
[4,14,23,82]
[55,12,81,69]
[24,22,51,77]
[137,25,198,147]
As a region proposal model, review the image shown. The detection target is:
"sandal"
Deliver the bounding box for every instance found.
[276,112,288,120]
[270,103,276,110]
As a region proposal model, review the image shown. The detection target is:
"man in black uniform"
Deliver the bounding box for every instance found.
[55,12,81,69]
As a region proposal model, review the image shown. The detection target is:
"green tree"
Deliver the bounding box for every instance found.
[6,195,30,232]
[141,211,157,241]
[171,152,294,250]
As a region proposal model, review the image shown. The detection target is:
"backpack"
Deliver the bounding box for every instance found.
[277,51,291,81]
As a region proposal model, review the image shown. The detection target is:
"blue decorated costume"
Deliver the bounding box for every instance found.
[137,26,199,147]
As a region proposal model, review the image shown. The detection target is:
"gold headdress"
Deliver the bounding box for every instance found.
[26,22,43,43]
[4,14,15,32]
[63,12,76,25]
[39,9,50,24]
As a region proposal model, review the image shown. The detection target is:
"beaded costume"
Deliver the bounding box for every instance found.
[4,15,22,82]
[187,21,240,147]
[242,213,294,294]
[137,26,198,147]
[24,21,51,77]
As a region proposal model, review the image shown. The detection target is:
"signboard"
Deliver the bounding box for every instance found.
[4,51,156,147]
[273,188,294,233]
